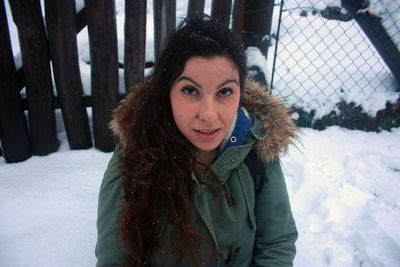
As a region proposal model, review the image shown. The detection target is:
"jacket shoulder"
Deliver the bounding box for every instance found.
[96,150,126,266]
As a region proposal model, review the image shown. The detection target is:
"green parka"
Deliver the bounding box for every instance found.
[96,79,298,266]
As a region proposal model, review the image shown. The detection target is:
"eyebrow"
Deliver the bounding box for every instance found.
[218,79,239,88]
[176,76,201,88]
[176,76,239,88]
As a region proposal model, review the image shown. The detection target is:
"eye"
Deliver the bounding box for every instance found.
[218,88,233,97]
[181,86,198,96]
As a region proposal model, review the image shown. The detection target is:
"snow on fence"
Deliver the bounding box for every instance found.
[0,0,276,163]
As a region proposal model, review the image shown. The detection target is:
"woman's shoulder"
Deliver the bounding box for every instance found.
[96,149,126,266]
[101,149,123,186]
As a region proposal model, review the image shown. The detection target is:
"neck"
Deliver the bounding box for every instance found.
[195,149,218,172]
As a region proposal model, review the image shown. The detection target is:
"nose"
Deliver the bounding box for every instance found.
[198,97,217,122]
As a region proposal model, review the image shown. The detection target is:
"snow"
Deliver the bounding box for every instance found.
[0,133,107,267]
[1,126,400,266]
[2,0,400,266]
[283,127,400,266]
[246,47,271,86]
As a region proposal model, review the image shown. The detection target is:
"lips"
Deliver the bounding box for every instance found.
[195,129,218,134]
[193,128,221,140]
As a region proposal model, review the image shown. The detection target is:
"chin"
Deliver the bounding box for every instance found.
[195,143,219,152]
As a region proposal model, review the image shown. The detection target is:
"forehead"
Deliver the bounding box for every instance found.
[180,56,239,79]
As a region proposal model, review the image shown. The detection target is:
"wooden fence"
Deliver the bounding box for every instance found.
[0,0,275,163]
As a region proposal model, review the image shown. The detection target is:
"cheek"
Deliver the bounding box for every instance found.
[171,106,184,129]
[170,95,191,130]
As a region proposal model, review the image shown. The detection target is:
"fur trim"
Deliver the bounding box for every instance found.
[109,83,147,152]
[241,78,298,164]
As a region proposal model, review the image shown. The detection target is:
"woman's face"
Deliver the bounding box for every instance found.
[170,56,240,153]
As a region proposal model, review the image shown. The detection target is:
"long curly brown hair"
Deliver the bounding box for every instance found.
[112,17,247,266]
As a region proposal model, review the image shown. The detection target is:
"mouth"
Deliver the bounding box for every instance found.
[192,128,222,144]
[195,129,219,134]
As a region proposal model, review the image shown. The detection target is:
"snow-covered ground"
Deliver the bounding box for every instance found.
[1,127,400,266]
[2,0,400,266]
[286,127,400,266]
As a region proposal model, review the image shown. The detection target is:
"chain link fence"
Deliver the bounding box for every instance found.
[268,0,400,123]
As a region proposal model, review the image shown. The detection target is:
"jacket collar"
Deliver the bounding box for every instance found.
[216,106,251,160]
[210,113,262,181]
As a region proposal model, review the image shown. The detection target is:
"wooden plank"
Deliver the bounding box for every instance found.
[16,67,25,90]
[341,0,400,85]
[21,94,127,111]
[85,0,119,152]
[232,0,246,42]
[211,0,232,26]
[124,0,146,91]
[15,7,87,93]
[242,0,275,58]
[153,0,176,61]
[187,0,205,20]
[8,0,59,156]
[76,8,87,34]
[0,0,31,162]
[44,0,92,150]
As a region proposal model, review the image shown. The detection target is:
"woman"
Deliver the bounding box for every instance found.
[96,17,298,267]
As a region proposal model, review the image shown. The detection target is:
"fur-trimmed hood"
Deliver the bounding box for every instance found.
[240,78,298,164]
[110,78,298,164]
